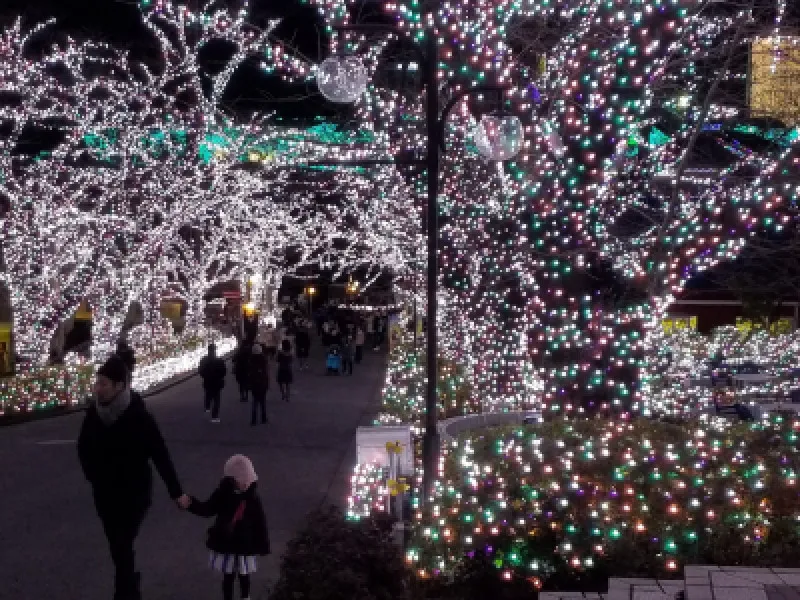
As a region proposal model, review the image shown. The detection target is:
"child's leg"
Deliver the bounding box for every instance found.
[239,573,251,599]
[222,573,235,600]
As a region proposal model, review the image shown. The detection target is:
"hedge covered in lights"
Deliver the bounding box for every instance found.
[405,416,800,587]
[0,364,95,418]
[0,327,235,419]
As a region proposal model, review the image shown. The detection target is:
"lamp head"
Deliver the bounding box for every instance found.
[474,114,524,161]
[316,56,368,104]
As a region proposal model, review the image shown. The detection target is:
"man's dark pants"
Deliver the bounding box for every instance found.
[97,498,148,600]
[204,388,222,418]
[342,358,354,375]
[251,388,267,424]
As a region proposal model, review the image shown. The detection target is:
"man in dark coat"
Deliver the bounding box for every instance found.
[249,345,269,425]
[77,354,189,600]
[295,325,311,371]
[198,343,227,422]
[232,342,252,403]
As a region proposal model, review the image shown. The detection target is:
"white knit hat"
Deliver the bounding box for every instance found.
[223,454,258,488]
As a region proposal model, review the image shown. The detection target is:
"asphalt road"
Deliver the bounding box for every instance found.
[0,339,385,600]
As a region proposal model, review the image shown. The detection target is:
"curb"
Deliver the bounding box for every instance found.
[0,355,231,427]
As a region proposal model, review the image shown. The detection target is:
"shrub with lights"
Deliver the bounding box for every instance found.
[640,325,800,417]
[349,322,800,586]
[405,415,800,587]
[0,364,95,418]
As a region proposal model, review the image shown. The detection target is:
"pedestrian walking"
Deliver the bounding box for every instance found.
[199,344,227,423]
[276,339,293,402]
[264,324,280,359]
[373,314,385,350]
[355,325,365,363]
[77,354,189,600]
[330,322,341,347]
[314,309,324,337]
[232,342,251,403]
[295,324,311,370]
[187,454,270,600]
[341,335,355,375]
[249,345,269,425]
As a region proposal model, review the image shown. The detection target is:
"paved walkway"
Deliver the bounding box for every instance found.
[0,337,386,600]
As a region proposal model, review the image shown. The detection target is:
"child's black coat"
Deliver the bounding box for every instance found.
[189,477,270,556]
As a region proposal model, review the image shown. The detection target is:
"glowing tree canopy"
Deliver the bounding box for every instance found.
[259,0,800,414]
[0,0,420,367]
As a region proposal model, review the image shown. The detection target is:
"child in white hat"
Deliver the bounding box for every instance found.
[188,455,270,600]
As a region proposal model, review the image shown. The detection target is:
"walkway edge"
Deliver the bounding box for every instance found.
[0,355,231,427]
[320,354,388,510]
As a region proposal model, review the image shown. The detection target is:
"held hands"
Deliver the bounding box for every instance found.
[176,494,191,510]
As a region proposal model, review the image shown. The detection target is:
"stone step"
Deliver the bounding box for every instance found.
[539,593,601,599]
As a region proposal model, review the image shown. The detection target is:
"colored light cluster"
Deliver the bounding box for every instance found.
[0,323,234,416]
[373,332,479,429]
[267,0,800,413]
[409,415,800,582]
[640,325,800,417]
[0,363,94,417]
[348,463,391,520]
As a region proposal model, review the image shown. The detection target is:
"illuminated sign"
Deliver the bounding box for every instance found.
[662,316,697,334]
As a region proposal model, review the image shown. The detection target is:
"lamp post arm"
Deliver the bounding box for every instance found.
[435,84,508,153]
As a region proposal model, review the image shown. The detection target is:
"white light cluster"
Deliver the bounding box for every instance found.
[0,1,420,373]
[132,331,237,392]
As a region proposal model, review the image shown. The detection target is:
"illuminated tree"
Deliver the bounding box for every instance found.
[262,0,800,416]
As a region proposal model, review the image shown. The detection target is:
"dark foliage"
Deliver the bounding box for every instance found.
[268,507,410,600]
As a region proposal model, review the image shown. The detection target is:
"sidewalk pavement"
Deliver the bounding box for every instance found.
[0,336,386,600]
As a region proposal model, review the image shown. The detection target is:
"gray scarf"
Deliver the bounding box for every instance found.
[95,388,132,426]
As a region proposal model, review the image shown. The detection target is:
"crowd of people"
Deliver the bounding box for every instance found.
[316,306,389,377]
[197,302,393,424]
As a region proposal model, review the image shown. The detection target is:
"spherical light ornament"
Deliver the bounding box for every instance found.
[316,56,368,104]
[474,114,524,161]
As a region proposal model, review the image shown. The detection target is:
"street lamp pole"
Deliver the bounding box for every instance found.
[313,24,521,499]
[421,31,441,501]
